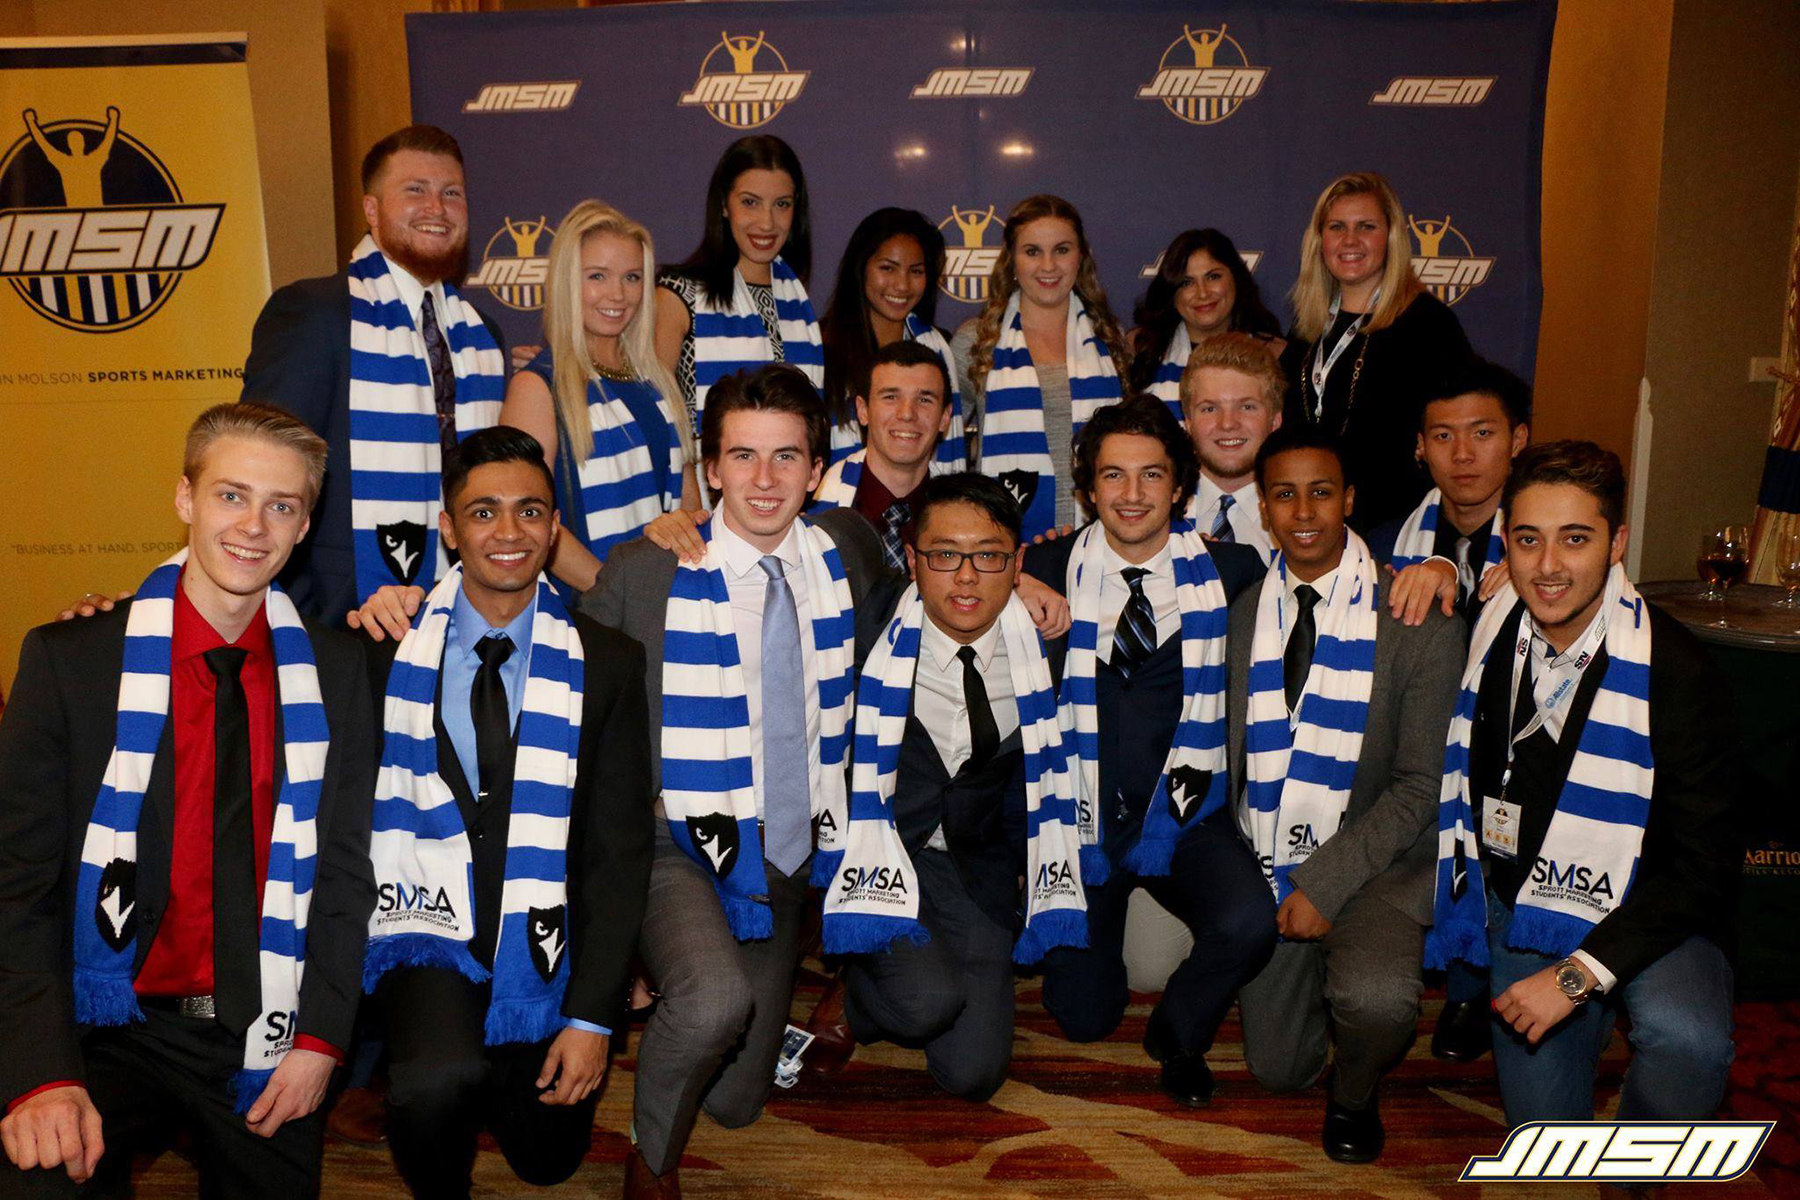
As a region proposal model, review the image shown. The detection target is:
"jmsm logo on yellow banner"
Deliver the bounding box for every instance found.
[678,32,808,129]
[1135,24,1269,125]
[1407,213,1494,306]
[465,216,550,312]
[0,106,224,333]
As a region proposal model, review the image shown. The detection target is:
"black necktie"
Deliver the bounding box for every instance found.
[204,646,258,1034]
[1111,567,1157,678]
[1283,584,1321,714]
[472,634,515,803]
[878,500,909,573]
[420,291,458,470]
[957,645,999,772]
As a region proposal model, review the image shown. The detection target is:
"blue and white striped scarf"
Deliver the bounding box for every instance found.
[364,567,584,1046]
[823,588,1086,964]
[809,447,958,512]
[978,292,1122,541]
[1144,324,1192,426]
[346,235,506,604]
[1391,489,1506,571]
[1243,532,1380,900]
[688,256,824,441]
[661,519,856,940]
[905,313,969,470]
[73,550,328,1112]
[570,374,686,561]
[1058,522,1228,884]
[1426,567,1654,968]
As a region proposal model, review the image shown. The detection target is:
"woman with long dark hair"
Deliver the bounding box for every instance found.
[819,207,966,469]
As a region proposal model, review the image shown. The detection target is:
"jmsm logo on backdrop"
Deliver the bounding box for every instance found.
[0,106,224,333]
[1408,213,1493,306]
[1370,77,1494,107]
[938,204,1002,305]
[1462,1122,1772,1183]
[463,81,580,113]
[1140,250,1262,278]
[678,32,808,129]
[1135,23,1269,125]
[911,68,1033,98]
[465,216,550,311]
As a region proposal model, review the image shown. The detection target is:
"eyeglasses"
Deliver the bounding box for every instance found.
[915,549,1014,573]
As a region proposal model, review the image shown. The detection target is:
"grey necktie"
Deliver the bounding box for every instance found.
[1454,535,1476,600]
[758,555,811,876]
[1211,493,1237,542]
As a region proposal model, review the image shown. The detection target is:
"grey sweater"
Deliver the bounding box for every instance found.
[950,318,1078,529]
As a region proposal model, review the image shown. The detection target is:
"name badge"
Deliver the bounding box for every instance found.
[1482,795,1521,861]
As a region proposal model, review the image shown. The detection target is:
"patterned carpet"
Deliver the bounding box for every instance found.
[133,965,1797,1197]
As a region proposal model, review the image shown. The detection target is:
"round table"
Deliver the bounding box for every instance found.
[1636,581,1800,652]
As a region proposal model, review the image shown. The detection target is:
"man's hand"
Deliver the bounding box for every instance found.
[537,1026,608,1106]
[1,1085,104,1182]
[1276,888,1331,940]
[1493,964,1582,1044]
[1028,523,1076,547]
[1477,560,1509,601]
[510,343,543,373]
[1015,572,1071,639]
[1384,559,1458,626]
[244,1048,336,1138]
[58,591,132,621]
[346,585,425,642]
[644,509,710,565]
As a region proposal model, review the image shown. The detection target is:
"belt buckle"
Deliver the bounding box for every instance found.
[178,994,216,1020]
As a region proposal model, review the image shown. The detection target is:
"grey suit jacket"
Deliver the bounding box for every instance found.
[1226,575,1465,926]
[576,507,893,798]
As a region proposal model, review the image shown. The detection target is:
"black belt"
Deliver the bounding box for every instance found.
[139,993,217,1019]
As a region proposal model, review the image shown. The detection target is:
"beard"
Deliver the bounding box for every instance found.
[378,219,467,285]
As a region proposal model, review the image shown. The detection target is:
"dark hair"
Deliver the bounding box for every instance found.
[912,472,1023,548]
[699,363,830,467]
[1423,358,1534,430]
[819,207,946,426]
[1128,228,1281,393]
[1502,440,1626,533]
[1254,423,1347,490]
[867,338,952,403]
[442,425,555,509]
[673,135,811,307]
[1072,395,1201,513]
[361,125,463,192]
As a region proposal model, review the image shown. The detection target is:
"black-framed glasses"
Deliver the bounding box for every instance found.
[916,549,1014,573]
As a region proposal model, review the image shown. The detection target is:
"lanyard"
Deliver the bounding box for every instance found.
[1306,289,1378,419]
[1499,613,1605,794]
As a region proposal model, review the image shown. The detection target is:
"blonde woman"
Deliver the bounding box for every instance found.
[949,194,1130,541]
[1285,171,1473,532]
[500,200,699,592]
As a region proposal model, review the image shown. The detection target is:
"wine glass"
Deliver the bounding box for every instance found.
[1696,524,1749,626]
[1775,529,1800,609]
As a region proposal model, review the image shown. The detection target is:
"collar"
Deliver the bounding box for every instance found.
[172,569,272,663]
[717,513,804,581]
[1103,538,1173,583]
[1285,561,1340,607]
[857,459,928,513]
[449,581,537,662]
[921,609,1004,675]
[381,251,446,325]
[1195,473,1256,509]
[1527,605,1607,671]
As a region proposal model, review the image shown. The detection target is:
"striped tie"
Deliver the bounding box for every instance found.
[1210,493,1236,543]
[1111,567,1158,677]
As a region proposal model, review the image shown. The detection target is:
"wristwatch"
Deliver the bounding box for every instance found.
[1553,957,1595,1005]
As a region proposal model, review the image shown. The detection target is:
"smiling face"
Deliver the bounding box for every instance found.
[1175,248,1237,339]
[1505,482,1627,651]
[705,408,823,553]
[1259,446,1352,581]
[578,230,645,347]
[1012,216,1080,312]
[856,360,949,474]
[862,234,927,329]
[725,167,796,269]
[440,459,557,606]
[176,434,313,608]
[1091,432,1177,562]
[907,500,1022,643]
[362,149,468,284]
[1319,192,1388,296]
[1186,365,1281,489]
[1418,392,1528,516]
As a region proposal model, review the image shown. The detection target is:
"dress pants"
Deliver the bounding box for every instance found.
[1,1006,327,1199]
[842,849,1018,1101]
[1484,892,1736,1126]
[631,820,812,1176]
[1042,810,1277,1052]
[380,968,597,1197]
[1236,889,1426,1109]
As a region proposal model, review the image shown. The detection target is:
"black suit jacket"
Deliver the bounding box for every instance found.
[1470,600,1741,986]
[364,611,653,1032]
[1024,528,1267,857]
[241,272,509,626]
[0,605,376,1104]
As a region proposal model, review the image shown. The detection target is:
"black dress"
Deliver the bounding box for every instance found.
[1282,291,1473,533]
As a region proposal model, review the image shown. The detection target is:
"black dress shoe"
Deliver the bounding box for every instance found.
[1322,1098,1384,1163]
[1160,1053,1215,1108]
[1431,998,1492,1062]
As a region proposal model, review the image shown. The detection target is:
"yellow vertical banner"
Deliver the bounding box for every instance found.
[0,34,269,686]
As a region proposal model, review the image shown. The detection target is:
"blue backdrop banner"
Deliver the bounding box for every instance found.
[406,0,1554,380]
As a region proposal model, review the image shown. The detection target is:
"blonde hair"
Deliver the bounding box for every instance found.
[966,194,1130,398]
[1288,171,1423,342]
[543,200,691,467]
[184,402,327,509]
[1180,331,1286,415]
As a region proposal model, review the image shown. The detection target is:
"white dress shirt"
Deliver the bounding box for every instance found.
[1280,561,1342,656]
[1189,474,1273,561]
[716,516,819,821]
[383,254,450,389]
[914,616,1021,850]
[1095,540,1180,666]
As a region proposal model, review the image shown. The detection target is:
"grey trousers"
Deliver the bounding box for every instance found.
[1236,889,1425,1109]
[842,849,1018,1101]
[632,821,812,1176]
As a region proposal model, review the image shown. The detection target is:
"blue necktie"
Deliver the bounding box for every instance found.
[1211,493,1237,542]
[1111,567,1158,678]
[759,555,811,876]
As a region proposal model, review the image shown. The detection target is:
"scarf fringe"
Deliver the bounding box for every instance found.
[484,997,566,1047]
[1503,904,1595,962]
[1012,907,1088,966]
[1078,844,1111,888]
[229,1067,274,1116]
[73,971,144,1028]
[716,891,775,942]
[362,932,490,994]
[1120,835,1174,878]
[820,912,931,957]
[1425,918,1491,971]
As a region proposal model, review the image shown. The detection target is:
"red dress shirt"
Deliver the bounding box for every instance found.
[850,464,926,541]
